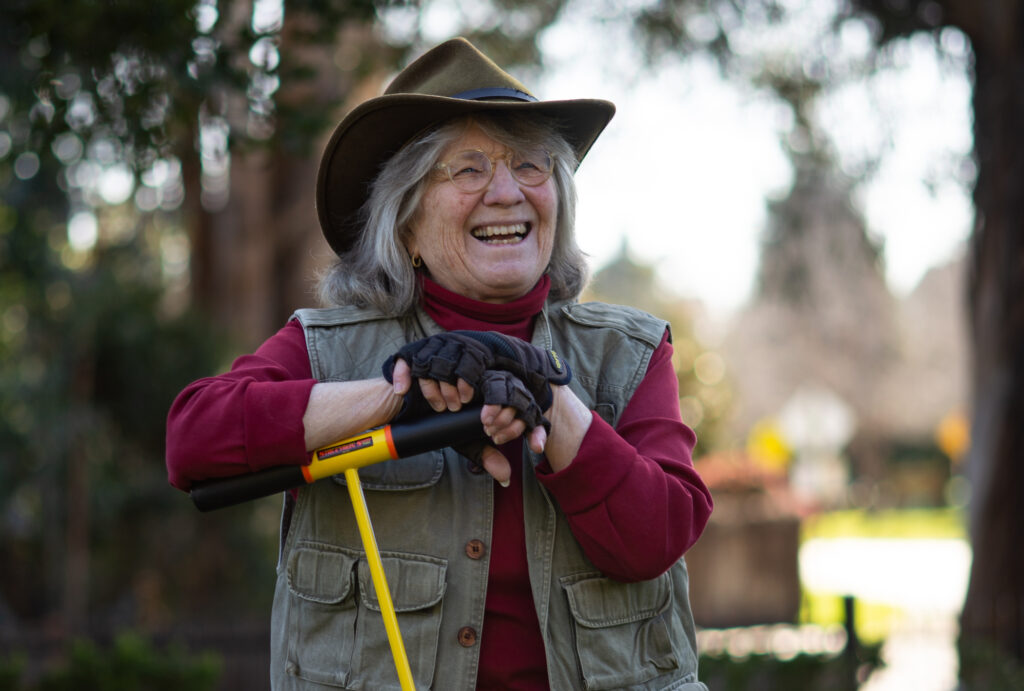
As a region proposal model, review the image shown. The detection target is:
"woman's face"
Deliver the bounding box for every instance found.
[405,124,558,303]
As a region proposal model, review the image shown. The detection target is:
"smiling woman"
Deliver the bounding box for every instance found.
[404,120,561,303]
[166,37,712,691]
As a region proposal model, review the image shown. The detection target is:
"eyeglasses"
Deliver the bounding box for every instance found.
[434,148,555,193]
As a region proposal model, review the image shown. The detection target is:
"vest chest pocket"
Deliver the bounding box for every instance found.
[284,541,447,690]
[330,450,445,491]
[562,572,680,691]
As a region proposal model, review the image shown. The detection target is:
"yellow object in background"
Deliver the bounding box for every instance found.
[747,418,792,474]
[936,410,970,463]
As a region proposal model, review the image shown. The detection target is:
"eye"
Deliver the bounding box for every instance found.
[448,152,490,179]
[512,151,551,173]
[452,164,484,177]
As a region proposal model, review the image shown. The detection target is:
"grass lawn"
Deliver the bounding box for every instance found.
[798,506,968,643]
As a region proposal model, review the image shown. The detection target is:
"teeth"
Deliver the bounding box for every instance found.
[472,223,528,242]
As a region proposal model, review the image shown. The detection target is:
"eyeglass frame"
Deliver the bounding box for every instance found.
[433,148,556,192]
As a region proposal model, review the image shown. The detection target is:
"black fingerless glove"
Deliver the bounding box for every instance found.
[382,332,493,388]
[479,369,549,432]
[439,370,550,470]
[451,331,570,412]
[382,331,571,412]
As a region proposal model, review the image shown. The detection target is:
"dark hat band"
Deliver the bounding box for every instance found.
[452,87,538,102]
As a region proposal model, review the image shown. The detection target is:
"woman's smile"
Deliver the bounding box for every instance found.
[472,222,530,244]
[406,125,558,303]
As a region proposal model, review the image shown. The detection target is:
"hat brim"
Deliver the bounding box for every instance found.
[316,94,615,256]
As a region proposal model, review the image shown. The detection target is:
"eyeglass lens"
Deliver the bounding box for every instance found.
[444,150,552,191]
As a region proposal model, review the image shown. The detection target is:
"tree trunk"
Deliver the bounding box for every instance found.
[958,0,1024,680]
[192,17,383,349]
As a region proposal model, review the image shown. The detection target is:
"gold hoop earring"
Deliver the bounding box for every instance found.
[411,254,423,268]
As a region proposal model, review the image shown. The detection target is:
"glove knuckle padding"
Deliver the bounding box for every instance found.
[382,331,569,431]
[451,331,571,410]
[481,370,547,432]
[384,333,493,387]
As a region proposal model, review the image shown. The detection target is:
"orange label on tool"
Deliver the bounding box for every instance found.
[317,436,374,461]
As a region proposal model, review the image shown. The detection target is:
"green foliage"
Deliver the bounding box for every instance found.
[801,507,967,541]
[1,0,211,167]
[0,145,279,622]
[0,633,219,691]
[0,653,26,691]
[585,246,733,456]
[0,0,578,638]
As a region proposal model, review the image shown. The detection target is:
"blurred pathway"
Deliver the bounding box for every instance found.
[799,537,971,691]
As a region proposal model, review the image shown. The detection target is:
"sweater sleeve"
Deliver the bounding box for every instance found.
[536,331,713,582]
[165,320,317,491]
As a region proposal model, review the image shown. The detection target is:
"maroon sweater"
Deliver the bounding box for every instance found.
[166,277,712,690]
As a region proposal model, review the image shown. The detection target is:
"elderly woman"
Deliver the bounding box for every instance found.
[167,38,712,691]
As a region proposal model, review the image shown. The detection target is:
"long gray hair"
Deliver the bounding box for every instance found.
[317,113,588,314]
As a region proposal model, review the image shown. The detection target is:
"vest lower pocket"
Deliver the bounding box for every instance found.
[284,541,446,690]
[562,572,679,691]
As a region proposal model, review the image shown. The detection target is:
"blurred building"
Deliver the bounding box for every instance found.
[721,150,968,506]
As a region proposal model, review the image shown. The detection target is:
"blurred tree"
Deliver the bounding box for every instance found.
[627,0,1024,682]
[834,2,1024,682]
[722,65,902,487]
[585,241,733,457]
[0,0,387,349]
[0,0,575,656]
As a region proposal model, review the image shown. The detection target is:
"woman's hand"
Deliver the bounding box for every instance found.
[391,358,545,486]
[541,384,592,472]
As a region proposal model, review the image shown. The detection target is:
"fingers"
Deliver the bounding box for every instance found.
[479,445,512,488]
[456,378,475,404]
[481,404,529,446]
[418,377,474,412]
[527,425,547,454]
[391,359,412,395]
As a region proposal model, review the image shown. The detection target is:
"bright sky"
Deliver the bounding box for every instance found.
[533,7,974,319]
[282,0,975,320]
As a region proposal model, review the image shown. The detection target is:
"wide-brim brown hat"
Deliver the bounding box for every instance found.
[316,37,615,256]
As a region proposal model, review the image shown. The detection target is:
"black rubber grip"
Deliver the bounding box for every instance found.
[189,408,486,512]
[390,406,487,457]
[190,464,307,512]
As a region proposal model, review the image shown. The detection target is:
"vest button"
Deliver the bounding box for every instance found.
[465,539,486,560]
[457,626,478,647]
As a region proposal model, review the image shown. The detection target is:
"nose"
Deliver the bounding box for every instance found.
[483,161,526,205]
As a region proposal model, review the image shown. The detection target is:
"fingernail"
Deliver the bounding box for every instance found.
[499,479,510,488]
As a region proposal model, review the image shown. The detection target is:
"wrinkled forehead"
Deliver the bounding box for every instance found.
[439,123,507,158]
[435,115,553,158]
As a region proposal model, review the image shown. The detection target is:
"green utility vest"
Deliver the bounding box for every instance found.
[270,299,707,691]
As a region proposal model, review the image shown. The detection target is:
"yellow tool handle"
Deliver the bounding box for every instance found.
[344,468,416,691]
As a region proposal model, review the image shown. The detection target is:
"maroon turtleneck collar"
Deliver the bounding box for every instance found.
[419,275,550,341]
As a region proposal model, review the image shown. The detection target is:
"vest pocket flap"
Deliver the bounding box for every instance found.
[331,450,445,491]
[287,543,357,604]
[563,573,671,628]
[358,553,447,613]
